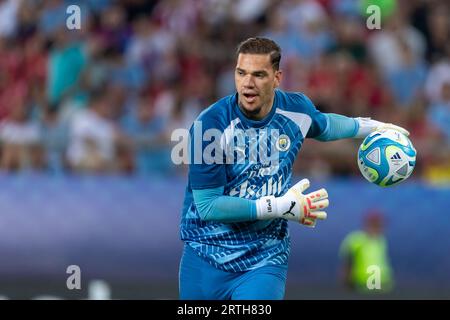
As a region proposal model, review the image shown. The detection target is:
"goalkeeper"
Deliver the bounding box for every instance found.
[179,37,408,300]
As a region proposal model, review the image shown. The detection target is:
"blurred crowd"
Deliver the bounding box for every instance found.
[0,0,448,183]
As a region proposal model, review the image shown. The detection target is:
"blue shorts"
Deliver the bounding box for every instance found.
[179,245,288,300]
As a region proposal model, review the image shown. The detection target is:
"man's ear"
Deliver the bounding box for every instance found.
[274,70,282,88]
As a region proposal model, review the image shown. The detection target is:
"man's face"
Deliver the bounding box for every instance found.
[235,53,281,119]
[365,218,383,237]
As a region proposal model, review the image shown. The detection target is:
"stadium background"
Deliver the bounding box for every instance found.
[0,0,448,299]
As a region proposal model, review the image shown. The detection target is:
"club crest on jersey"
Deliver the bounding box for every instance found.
[277,134,291,152]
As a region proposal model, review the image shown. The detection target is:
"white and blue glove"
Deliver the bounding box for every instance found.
[356,118,410,137]
[256,179,329,227]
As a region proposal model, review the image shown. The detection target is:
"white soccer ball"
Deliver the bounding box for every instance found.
[357,129,417,187]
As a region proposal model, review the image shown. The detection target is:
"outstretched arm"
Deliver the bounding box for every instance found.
[193,186,257,223]
[315,113,409,142]
[193,179,329,227]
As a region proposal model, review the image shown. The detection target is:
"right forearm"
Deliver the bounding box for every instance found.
[193,187,257,223]
[193,179,329,227]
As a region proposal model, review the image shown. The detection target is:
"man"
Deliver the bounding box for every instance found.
[339,210,394,293]
[179,37,407,300]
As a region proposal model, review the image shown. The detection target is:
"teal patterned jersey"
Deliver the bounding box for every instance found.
[180,89,327,272]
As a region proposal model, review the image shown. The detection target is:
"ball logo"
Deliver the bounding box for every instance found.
[277,135,291,152]
[390,152,402,162]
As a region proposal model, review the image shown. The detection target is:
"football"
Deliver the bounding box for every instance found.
[358,129,417,187]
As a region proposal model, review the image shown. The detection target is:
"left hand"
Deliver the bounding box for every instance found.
[356,117,410,138]
[375,123,410,136]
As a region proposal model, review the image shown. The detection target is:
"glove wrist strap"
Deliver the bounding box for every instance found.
[256,196,278,220]
[355,117,383,138]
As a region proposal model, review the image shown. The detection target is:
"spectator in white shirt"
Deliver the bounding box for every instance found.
[67,89,119,173]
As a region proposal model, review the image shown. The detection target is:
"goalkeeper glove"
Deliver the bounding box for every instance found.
[355,118,410,138]
[256,179,329,227]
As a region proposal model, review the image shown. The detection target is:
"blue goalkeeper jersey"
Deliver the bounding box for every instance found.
[180,89,327,272]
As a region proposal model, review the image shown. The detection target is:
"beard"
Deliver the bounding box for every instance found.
[238,100,263,118]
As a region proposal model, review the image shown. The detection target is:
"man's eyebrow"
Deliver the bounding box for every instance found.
[252,70,268,75]
[236,68,269,75]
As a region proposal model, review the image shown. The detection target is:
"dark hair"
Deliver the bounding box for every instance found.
[236,37,282,70]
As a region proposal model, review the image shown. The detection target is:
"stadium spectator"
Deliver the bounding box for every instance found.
[368,11,426,76]
[0,90,44,171]
[66,88,123,173]
[0,0,21,39]
[385,39,428,108]
[427,81,450,144]
[40,103,68,173]
[47,25,87,106]
[121,91,172,175]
